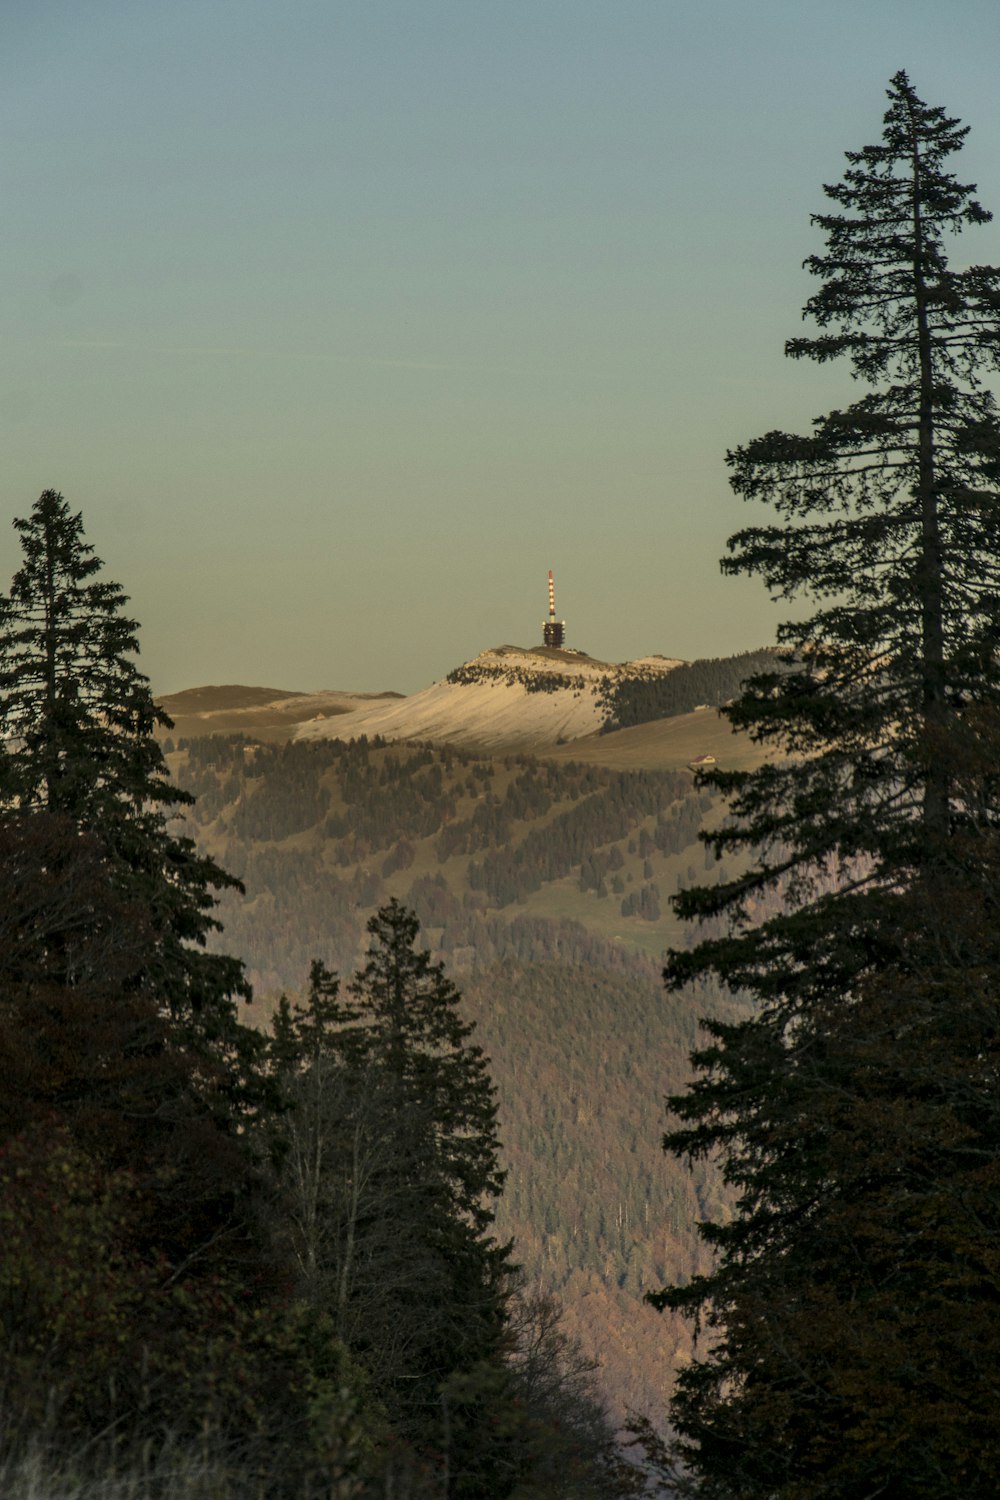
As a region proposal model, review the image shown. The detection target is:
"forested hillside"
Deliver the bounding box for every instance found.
[169,732,739,1421]
[170,734,724,983]
[600,649,784,733]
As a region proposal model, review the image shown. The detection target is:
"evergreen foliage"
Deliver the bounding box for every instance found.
[0,501,650,1492]
[599,649,783,733]
[0,724,371,1485]
[0,498,347,1491]
[165,727,733,1424]
[170,731,705,989]
[270,906,512,1429]
[0,492,252,1050]
[654,74,1000,1496]
[267,907,645,1495]
[0,489,170,820]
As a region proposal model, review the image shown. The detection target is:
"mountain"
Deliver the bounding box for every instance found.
[157,684,403,743]
[166,732,725,1425]
[157,646,777,1428]
[294,645,685,753]
[157,645,776,765]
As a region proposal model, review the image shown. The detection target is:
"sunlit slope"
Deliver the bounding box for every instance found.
[293,645,683,754]
[158,647,782,1426]
[158,646,780,762]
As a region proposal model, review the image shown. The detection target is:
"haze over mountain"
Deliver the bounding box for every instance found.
[156,683,403,745]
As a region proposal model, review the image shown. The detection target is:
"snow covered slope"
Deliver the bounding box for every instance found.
[293,645,683,753]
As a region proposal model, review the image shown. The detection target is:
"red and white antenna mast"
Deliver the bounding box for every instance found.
[543,569,566,648]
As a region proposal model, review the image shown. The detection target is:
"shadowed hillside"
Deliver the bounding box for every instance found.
[599,647,786,733]
[168,731,747,1423]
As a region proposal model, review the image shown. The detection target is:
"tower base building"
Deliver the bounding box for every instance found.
[542,570,566,648]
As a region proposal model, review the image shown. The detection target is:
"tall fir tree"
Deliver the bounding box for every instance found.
[0,491,252,1051]
[347,902,515,1500]
[268,903,516,1495]
[0,497,356,1484]
[653,75,1000,1497]
[669,71,1000,997]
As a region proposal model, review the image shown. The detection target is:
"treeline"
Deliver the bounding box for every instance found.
[162,728,727,1428]
[161,670,737,1437]
[600,647,784,732]
[181,734,684,862]
[447,659,590,693]
[467,775,702,907]
[207,843,675,999]
[464,960,730,1423]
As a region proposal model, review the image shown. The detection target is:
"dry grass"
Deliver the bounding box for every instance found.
[540,708,768,773]
[155,686,402,746]
[0,1445,264,1500]
[153,677,763,771]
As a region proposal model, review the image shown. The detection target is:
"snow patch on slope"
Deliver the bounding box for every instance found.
[293,646,683,753]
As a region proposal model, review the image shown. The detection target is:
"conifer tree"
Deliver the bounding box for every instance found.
[347,903,514,1497]
[0,490,252,1050]
[669,72,1000,993]
[269,904,515,1492]
[653,75,1000,1496]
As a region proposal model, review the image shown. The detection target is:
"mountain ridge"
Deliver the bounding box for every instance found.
[157,644,775,770]
[293,644,685,753]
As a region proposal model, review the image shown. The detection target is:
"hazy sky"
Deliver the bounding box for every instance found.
[3,2,1000,694]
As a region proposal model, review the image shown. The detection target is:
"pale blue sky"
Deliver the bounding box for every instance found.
[3,2,1000,693]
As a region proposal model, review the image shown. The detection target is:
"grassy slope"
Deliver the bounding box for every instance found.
[543,707,764,773]
[158,685,403,744]
[158,680,763,773]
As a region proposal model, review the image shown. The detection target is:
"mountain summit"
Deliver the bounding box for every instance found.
[294,645,683,753]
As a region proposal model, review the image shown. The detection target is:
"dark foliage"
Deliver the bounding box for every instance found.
[464,771,691,906]
[0,502,653,1492]
[0,499,367,1490]
[170,733,701,988]
[654,74,1000,1496]
[0,492,254,1063]
[600,649,784,733]
[267,907,515,1495]
[447,659,588,694]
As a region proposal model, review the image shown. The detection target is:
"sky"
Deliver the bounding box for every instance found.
[3,1,1000,695]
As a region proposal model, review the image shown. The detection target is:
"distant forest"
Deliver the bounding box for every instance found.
[600,648,784,732]
[167,732,733,1423]
[171,733,715,989]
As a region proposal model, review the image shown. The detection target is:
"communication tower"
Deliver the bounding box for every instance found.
[542,569,566,648]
